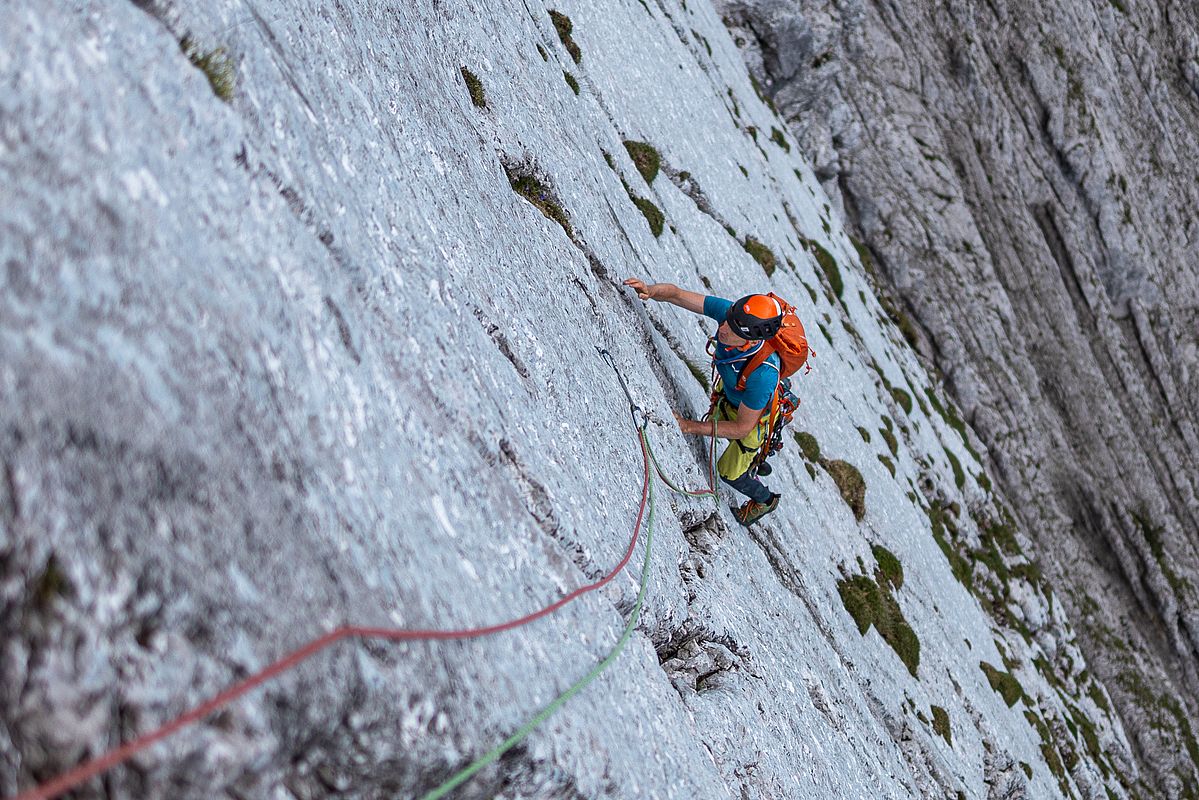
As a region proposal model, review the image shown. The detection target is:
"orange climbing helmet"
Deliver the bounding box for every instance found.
[731,292,813,392]
[726,294,784,340]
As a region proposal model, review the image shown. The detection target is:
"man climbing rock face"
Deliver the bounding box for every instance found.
[624,277,787,526]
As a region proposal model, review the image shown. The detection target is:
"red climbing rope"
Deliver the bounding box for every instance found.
[11,443,652,800]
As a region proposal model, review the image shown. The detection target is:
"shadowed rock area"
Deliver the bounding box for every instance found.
[715,0,1199,795]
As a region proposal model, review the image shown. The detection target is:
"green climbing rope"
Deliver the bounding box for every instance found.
[422,427,664,799]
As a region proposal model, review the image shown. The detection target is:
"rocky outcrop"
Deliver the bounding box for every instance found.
[715,0,1199,794]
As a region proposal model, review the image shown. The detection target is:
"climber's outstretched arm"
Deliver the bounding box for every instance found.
[623,278,705,315]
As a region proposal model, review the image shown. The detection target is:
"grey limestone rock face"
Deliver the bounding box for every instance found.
[0,0,1161,798]
[714,0,1199,796]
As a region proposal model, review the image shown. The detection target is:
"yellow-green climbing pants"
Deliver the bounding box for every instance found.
[711,400,776,504]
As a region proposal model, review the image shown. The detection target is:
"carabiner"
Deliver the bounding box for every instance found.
[597,347,648,429]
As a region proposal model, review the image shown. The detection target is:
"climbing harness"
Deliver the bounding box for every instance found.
[12,352,719,800]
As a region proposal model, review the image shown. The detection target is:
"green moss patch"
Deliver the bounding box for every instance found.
[926,388,980,461]
[944,447,965,489]
[1087,682,1111,715]
[872,545,903,589]
[878,454,896,477]
[880,426,898,457]
[794,431,820,461]
[749,74,777,113]
[549,10,582,63]
[856,426,872,443]
[974,530,1010,583]
[986,517,1021,556]
[980,661,1024,707]
[931,705,951,745]
[1025,710,1070,794]
[631,195,664,237]
[623,140,661,184]
[928,503,973,589]
[770,126,791,152]
[460,67,486,107]
[891,387,913,415]
[743,237,777,275]
[505,166,572,237]
[808,239,843,298]
[563,71,580,95]
[823,459,866,520]
[837,556,920,677]
[1068,704,1106,772]
[181,36,236,102]
[894,311,920,350]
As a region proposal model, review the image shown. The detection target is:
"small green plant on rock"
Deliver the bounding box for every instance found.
[822,458,866,520]
[794,431,820,461]
[631,195,664,237]
[879,425,898,457]
[872,544,903,589]
[770,126,790,152]
[549,10,582,63]
[928,502,973,588]
[837,550,919,677]
[460,67,486,107]
[563,71,580,95]
[944,447,965,489]
[180,36,235,102]
[505,166,572,237]
[931,705,952,745]
[1024,710,1069,794]
[807,239,842,298]
[623,140,661,184]
[743,237,776,275]
[980,661,1024,707]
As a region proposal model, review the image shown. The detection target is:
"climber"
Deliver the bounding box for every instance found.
[624,277,789,526]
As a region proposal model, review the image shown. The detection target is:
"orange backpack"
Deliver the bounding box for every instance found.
[734,293,813,392]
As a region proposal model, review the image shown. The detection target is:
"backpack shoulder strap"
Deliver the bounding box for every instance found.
[734,342,779,392]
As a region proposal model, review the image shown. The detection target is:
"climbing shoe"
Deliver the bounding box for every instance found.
[733,493,780,527]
